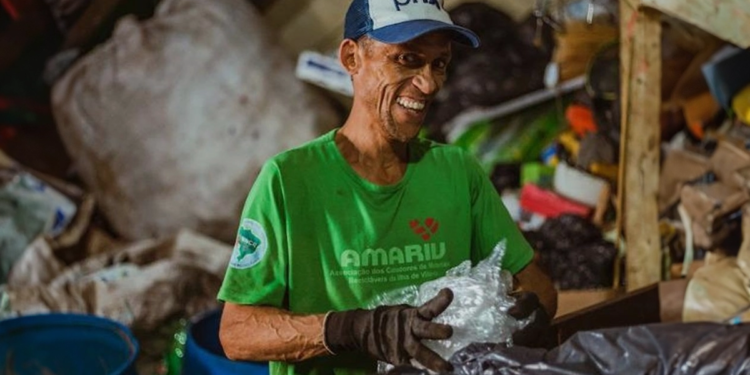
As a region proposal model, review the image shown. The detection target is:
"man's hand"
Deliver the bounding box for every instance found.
[324,288,455,373]
[508,291,550,347]
[509,260,557,347]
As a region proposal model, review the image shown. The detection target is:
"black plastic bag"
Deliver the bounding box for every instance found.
[387,323,750,375]
[525,215,617,290]
[425,3,553,140]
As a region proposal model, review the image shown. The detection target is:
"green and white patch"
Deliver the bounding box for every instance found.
[230,219,268,269]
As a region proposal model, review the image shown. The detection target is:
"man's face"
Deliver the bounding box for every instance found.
[353,32,452,142]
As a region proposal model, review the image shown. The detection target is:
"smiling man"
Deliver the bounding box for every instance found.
[217,1,557,374]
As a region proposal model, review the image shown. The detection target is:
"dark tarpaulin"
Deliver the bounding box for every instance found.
[387,323,750,374]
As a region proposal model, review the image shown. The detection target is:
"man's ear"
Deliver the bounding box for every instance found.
[339,39,359,75]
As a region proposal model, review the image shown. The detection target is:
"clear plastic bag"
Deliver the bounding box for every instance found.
[369,240,528,372]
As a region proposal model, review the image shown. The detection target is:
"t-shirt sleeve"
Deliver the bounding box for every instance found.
[217,160,289,307]
[465,153,534,274]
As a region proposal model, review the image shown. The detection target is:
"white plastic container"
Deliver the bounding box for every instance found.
[553,161,609,207]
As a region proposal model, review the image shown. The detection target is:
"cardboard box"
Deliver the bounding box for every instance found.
[553,270,698,320]
[680,182,748,232]
[710,140,750,189]
[658,149,710,212]
[547,280,689,346]
[555,288,623,319]
[734,166,750,192]
[691,216,740,249]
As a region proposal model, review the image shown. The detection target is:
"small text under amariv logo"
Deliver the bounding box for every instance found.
[230,219,268,269]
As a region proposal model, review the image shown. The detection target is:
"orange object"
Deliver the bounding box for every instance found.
[688,122,705,140]
[683,92,720,140]
[565,104,598,136]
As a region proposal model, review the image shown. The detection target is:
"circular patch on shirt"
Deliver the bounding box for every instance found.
[230,219,268,269]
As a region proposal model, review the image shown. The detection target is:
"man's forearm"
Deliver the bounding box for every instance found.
[219,303,330,362]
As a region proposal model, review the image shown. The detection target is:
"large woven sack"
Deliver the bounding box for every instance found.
[51,0,339,242]
[683,205,750,323]
[7,229,231,330]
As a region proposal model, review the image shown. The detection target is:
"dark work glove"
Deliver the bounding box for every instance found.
[508,291,550,347]
[324,288,455,373]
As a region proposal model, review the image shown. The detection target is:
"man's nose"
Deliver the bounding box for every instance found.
[412,68,440,95]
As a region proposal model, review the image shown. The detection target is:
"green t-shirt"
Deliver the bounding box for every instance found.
[217,129,534,375]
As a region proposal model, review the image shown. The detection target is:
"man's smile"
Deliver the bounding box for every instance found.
[396,97,427,112]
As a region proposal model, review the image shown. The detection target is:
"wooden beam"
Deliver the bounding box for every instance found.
[619,0,662,291]
[641,0,750,48]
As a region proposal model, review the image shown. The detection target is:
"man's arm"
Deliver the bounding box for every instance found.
[514,260,558,319]
[219,303,329,362]
[219,289,455,372]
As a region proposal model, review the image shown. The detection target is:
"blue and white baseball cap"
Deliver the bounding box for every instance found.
[344,0,480,48]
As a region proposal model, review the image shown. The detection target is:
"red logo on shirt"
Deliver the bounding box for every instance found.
[410,218,439,241]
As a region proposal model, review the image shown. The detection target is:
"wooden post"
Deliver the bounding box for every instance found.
[640,0,750,49]
[619,0,662,291]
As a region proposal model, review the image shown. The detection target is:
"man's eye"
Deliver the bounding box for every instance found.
[398,54,420,65]
[433,60,448,70]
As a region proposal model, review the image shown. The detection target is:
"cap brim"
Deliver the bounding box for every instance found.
[368,19,480,48]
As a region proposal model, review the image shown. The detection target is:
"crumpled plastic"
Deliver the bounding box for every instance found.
[0,169,77,283]
[369,241,527,370]
[387,322,750,375]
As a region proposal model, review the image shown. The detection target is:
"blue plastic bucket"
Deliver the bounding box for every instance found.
[0,313,139,375]
[182,308,269,375]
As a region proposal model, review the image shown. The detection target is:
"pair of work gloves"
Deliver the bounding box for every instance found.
[324,288,549,373]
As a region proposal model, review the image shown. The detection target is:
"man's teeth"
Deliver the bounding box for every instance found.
[396,97,425,111]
